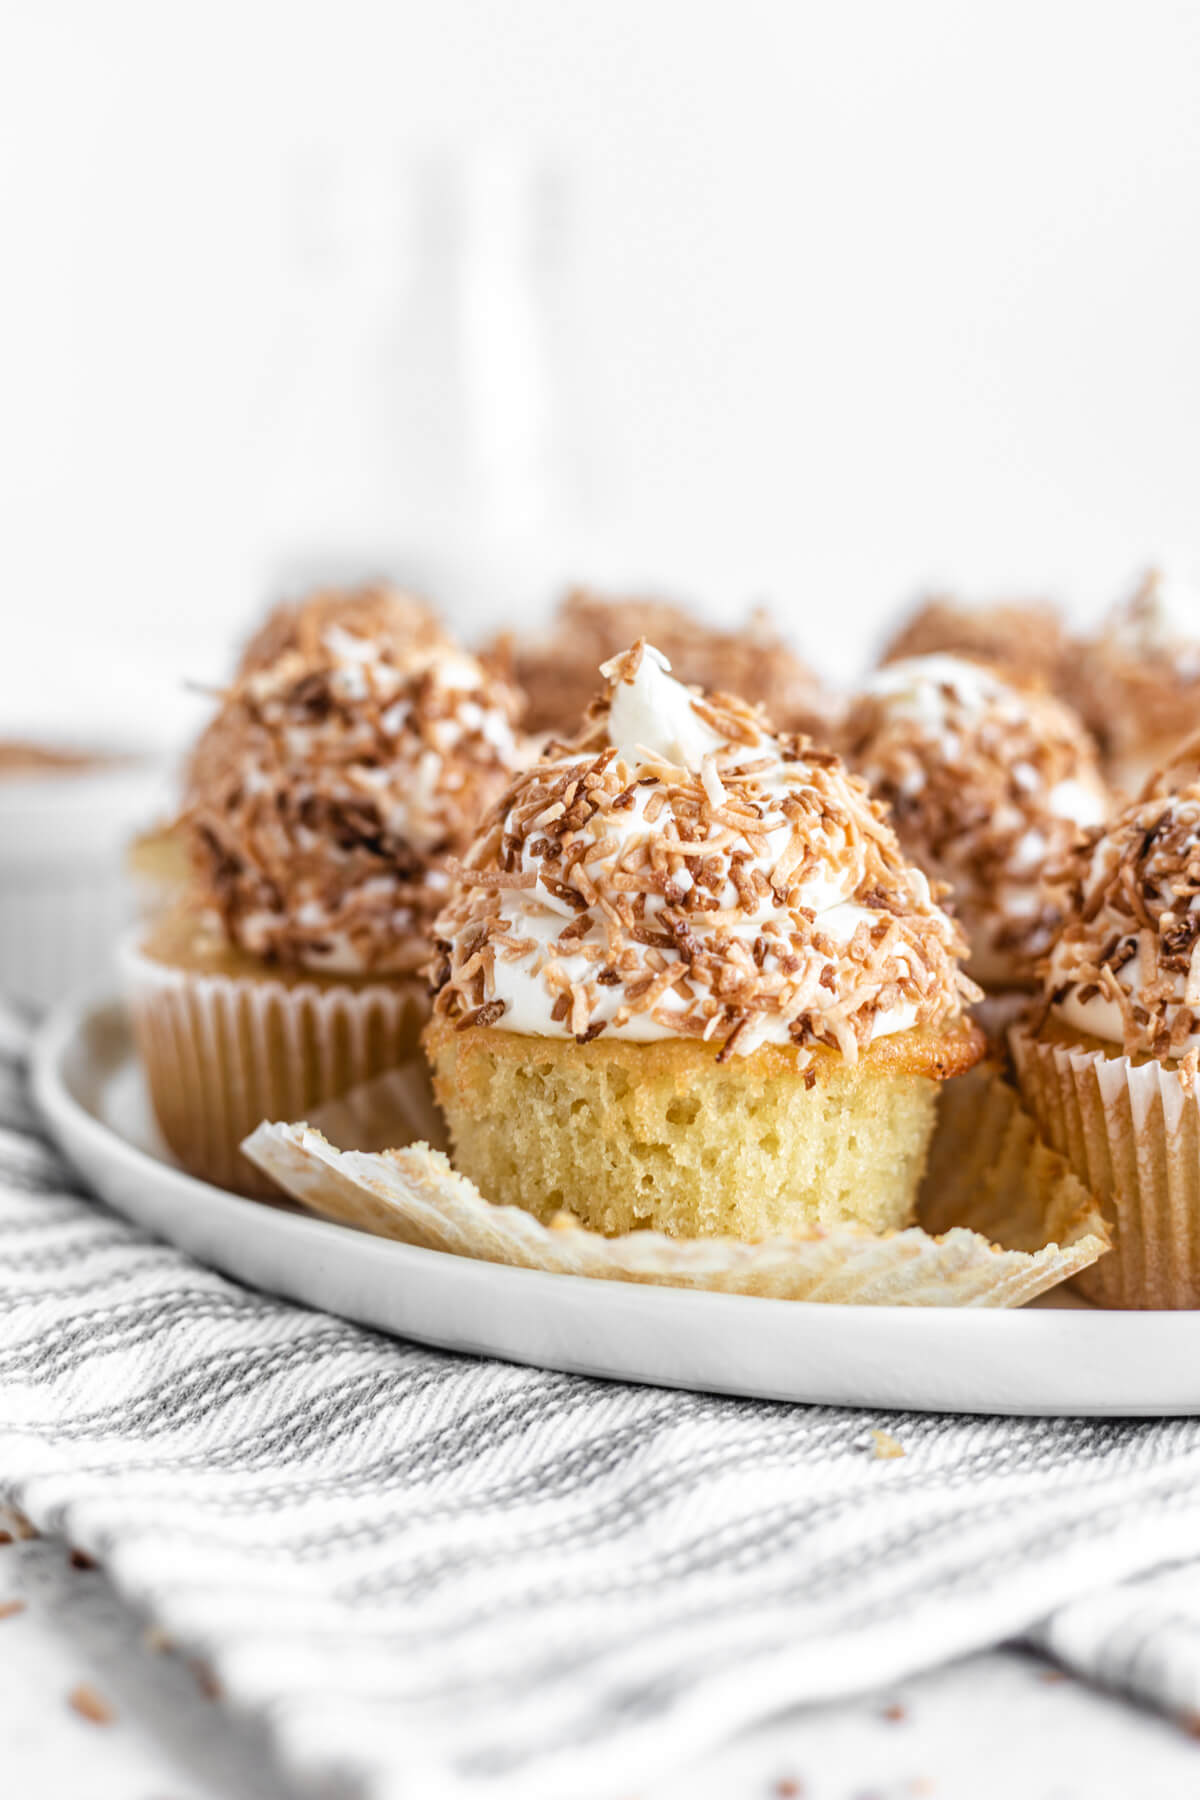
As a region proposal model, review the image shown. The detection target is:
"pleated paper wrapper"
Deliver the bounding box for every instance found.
[243,1059,1109,1307]
[1011,1026,1200,1309]
[121,935,427,1201]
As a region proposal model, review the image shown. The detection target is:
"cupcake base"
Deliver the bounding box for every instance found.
[242,1057,1107,1307]
[424,1017,982,1240]
[122,913,428,1199]
[1011,1022,1200,1309]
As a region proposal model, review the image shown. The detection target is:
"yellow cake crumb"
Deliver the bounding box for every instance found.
[869,1428,906,1460]
[427,1022,957,1240]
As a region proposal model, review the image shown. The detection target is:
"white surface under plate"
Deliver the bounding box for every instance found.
[31,993,1200,1418]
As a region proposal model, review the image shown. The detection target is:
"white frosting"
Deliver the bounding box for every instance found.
[1047,777,1106,827]
[857,656,1016,792]
[1047,811,1200,1054]
[1107,564,1200,674]
[482,649,927,1053]
[606,645,728,770]
[863,653,1010,727]
[860,660,1107,842]
[1050,983,1127,1046]
[855,652,1108,981]
[250,640,519,862]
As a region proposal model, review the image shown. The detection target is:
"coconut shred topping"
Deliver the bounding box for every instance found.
[497,586,827,740]
[1098,564,1200,676]
[1066,567,1200,785]
[431,643,978,1062]
[234,582,445,680]
[842,654,1108,986]
[879,596,1067,692]
[1042,768,1200,1060]
[187,621,523,977]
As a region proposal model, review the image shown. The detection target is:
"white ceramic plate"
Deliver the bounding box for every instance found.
[31,993,1200,1417]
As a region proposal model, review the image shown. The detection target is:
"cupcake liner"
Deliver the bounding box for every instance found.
[1011,1026,1200,1309]
[121,935,427,1199]
[241,1061,1108,1307]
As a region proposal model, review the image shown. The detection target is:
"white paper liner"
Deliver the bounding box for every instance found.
[1011,1026,1200,1308]
[242,1061,1109,1307]
[121,934,426,1199]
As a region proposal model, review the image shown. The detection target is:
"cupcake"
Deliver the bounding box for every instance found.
[425,641,983,1240]
[842,655,1108,993]
[1065,565,1200,797]
[124,606,524,1196]
[234,581,444,679]
[123,586,447,924]
[492,586,829,740]
[879,593,1068,693]
[1011,759,1200,1307]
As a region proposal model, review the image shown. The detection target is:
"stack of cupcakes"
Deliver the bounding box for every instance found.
[246,637,1106,1309]
[119,562,1200,1313]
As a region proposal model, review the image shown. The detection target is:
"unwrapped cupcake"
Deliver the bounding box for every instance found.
[1012,748,1200,1308]
[425,641,984,1240]
[123,594,524,1196]
[842,655,1108,992]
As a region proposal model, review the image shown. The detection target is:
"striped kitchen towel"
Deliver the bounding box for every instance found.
[4,996,1200,1800]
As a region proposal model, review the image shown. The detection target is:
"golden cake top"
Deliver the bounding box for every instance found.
[186,620,524,977]
[1040,744,1200,1061]
[492,586,829,739]
[842,654,1108,990]
[431,641,978,1062]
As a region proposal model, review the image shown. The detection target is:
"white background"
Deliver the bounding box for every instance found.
[4,0,1200,738]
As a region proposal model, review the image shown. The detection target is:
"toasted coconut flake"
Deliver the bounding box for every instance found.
[432,646,979,1059]
[1041,779,1200,1059]
[843,655,1107,988]
[184,595,524,976]
[498,587,832,738]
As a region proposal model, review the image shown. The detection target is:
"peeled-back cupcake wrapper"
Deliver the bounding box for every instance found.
[242,1061,1109,1307]
[121,938,427,1200]
[1010,1027,1200,1310]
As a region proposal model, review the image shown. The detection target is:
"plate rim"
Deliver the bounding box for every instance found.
[31,987,1196,1340]
[29,989,1200,1415]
